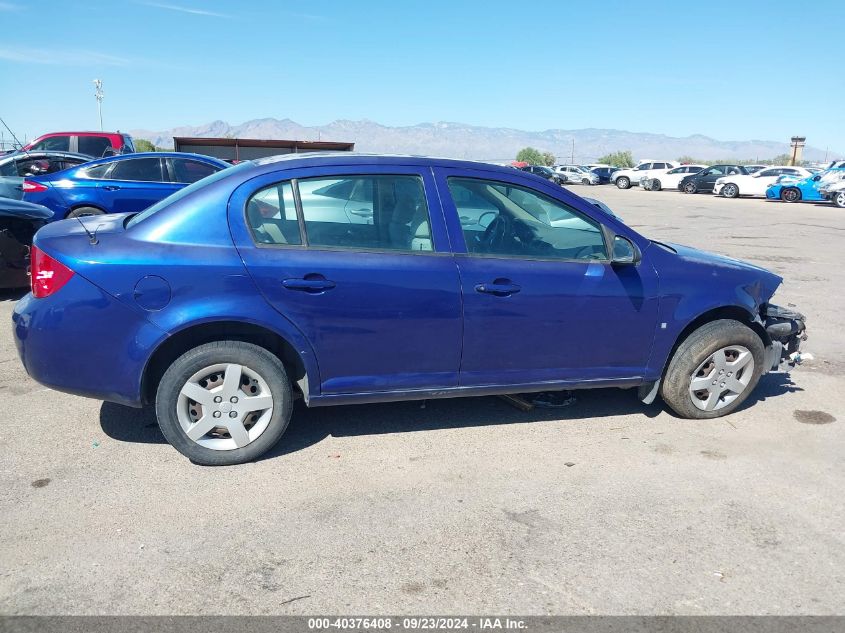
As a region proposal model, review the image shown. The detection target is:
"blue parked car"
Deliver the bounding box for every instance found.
[21,151,229,220]
[766,168,845,203]
[13,154,806,465]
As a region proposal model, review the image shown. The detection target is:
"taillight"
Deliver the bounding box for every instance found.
[22,180,48,193]
[30,246,74,298]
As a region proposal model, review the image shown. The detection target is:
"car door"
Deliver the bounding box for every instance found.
[433,166,659,386]
[229,164,463,396]
[749,168,780,195]
[97,157,178,213]
[696,166,724,191]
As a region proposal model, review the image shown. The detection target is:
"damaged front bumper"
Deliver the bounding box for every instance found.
[763,303,807,371]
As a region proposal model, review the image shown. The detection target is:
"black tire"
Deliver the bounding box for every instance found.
[155,341,293,465]
[780,187,801,203]
[67,206,105,219]
[661,319,765,419]
[616,176,631,189]
[834,191,845,209]
[651,179,662,192]
[722,183,739,198]
[683,181,698,194]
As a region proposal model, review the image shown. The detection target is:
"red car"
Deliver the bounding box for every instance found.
[20,131,135,158]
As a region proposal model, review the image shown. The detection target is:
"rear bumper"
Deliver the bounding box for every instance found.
[12,274,167,407]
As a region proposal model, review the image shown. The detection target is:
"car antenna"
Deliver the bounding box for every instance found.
[75,216,99,245]
[0,116,29,155]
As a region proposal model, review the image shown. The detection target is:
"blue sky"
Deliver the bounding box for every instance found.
[1,0,843,152]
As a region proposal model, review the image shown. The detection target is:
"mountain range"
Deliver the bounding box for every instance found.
[130,118,839,163]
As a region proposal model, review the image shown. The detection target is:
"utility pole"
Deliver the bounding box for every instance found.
[570,139,575,164]
[93,79,104,131]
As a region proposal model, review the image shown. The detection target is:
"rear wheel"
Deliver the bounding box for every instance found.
[835,191,845,208]
[683,182,698,194]
[581,178,591,186]
[661,320,765,419]
[67,206,105,219]
[616,176,631,189]
[155,341,292,465]
[723,183,739,198]
[781,187,801,202]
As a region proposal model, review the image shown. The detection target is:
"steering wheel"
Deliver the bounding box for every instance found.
[482,215,511,251]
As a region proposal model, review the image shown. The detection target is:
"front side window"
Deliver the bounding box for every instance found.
[298,174,432,252]
[758,169,778,177]
[635,163,651,171]
[447,177,607,261]
[31,136,69,152]
[171,159,220,184]
[108,158,163,182]
[246,181,302,245]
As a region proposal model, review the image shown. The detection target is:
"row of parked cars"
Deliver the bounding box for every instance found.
[0,130,230,289]
[518,159,845,208]
[604,160,845,206]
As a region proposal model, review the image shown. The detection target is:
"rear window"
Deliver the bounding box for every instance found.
[126,161,247,228]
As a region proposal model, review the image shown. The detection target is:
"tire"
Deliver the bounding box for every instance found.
[661,319,765,419]
[616,176,631,189]
[67,206,105,219]
[683,182,698,194]
[723,183,739,198]
[155,341,293,465]
[834,191,845,209]
[780,187,801,203]
[581,178,591,186]
[651,179,662,191]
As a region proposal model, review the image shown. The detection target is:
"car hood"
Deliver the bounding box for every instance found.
[0,197,53,220]
[664,241,782,296]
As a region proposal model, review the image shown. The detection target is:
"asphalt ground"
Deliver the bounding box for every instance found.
[0,184,843,615]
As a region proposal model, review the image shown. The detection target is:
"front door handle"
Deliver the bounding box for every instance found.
[102,185,121,191]
[282,276,336,293]
[475,281,521,296]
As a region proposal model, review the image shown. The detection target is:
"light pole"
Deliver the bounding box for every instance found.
[93,79,104,131]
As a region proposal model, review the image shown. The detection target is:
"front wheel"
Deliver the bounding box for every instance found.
[722,183,739,198]
[651,179,662,191]
[155,341,292,465]
[834,191,845,208]
[781,187,801,202]
[683,182,697,194]
[582,178,591,186]
[661,320,765,419]
[616,176,631,189]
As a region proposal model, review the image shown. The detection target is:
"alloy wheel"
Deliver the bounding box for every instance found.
[177,363,274,450]
[688,345,755,412]
[835,191,845,208]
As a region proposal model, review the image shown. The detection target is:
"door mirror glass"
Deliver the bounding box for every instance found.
[611,235,640,265]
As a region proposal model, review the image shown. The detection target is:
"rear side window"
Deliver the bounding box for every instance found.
[31,136,70,152]
[298,175,433,252]
[246,182,302,245]
[78,136,113,157]
[171,159,220,183]
[447,177,607,261]
[81,163,113,179]
[108,158,163,181]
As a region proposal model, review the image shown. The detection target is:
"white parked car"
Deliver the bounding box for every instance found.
[714,166,812,198]
[643,164,707,191]
[554,164,599,185]
[612,161,677,189]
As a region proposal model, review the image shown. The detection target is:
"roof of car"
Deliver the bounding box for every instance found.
[79,151,228,167]
[251,152,520,174]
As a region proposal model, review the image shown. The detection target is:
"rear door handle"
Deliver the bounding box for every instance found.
[282,277,336,293]
[102,185,121,191]
[475,282,521,296]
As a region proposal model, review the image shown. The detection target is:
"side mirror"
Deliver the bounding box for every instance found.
[611,235,641,265]
[813,175,821,181]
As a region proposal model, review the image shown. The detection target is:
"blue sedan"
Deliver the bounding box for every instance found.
[766,168,845,203]
[13,154,806,464]
[21,151,229,220]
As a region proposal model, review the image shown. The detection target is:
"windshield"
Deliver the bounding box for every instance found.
[126,162,246,228]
